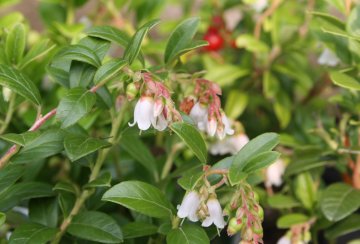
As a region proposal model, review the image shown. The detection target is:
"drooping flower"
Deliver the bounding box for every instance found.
[129,96,155,131]
[265,158,286,187]
[317,48,339,67]
[201,197,226,229]
[177,191,201,222]
[210,133,249,155]
[216,113,235,140]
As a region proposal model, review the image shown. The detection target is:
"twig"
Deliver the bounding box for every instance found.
[254,0,282,40]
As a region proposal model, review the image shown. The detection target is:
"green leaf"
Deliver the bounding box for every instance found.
[84,172,112,189]
[277,213,309,229]
[284,157,331,177]
[325,214,360,240]
[204,65,249,87]
[12,129,64,164]
[9,223,58,244]
[235,34,269,53]
[0,64,41,105]
[0,212,5,226]
[69,62,96,88]
[0,164,24,194]
[347,5,360,38]
[123,19,160,64]
[320,183,360,221]
[122,222,158,239]
[229,133,279,185]
[178,171,204,190]
[29,198,58,228]
[5,23,26,64]
[19,39,56,69]
[86,26,130,47]
[64,133,111,161]
[267,194,301,209]
[294,173,316,210]
[67,211,123,243]
[102,181,174,219]
[170,122,207,164]
[330,71,360,90]
[56,87,96,128]
[242,151,280,174]
[53,181,77,195]
[0,131,40,146]
[56,45,101,67]
[225,91,248,119]
[166,224,210,244]
[164,17,201,65]
[93,58,127,84]
[0,182,54,211]
[120,129,158,180]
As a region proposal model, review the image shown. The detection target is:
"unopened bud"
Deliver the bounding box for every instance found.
[133,71,142,82]
[227,217,243,236]
[126,83,138,100]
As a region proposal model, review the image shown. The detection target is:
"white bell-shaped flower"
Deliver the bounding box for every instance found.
[201,198,226,229]
[317,48,339,67]
[251,0,268,12]
[151,113,168,131]
[266,158,286,187]
[189,102,208,131]
[177,191,200,222]
[217,114,235,140]
[277,235,291,244]
[129,97,155,131]
[210,133,249,155]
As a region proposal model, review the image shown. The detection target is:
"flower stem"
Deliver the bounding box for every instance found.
[51,106,126,244]
[0,93,16,135]
[160,143,183,180]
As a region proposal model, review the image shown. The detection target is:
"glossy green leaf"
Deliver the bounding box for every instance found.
[67,211,123,243]
[102,181,174,219]
[330,71,360,90]
[0,64,41,105]
[29,198,58,228]
[93,58,127,84]
[5,23,26,64]
[178,171,204,190]
[170,122,207,164]
[229,133,279,185]
[164,17,201,65]
[9,223,58,244]
[0,212,5,226]
[325,214,360,240]
[56,44,101,67]
[120,129,158,180]
[56,87,96,128]
[84,172,112,189]
[0,182,54,211]
[69,62,96,88]
[235,34,269,53]
[166,224,210,244]
[123,19,160,64]
[204,65,249,87]
[122,222,158,239]
[242,151,280,174]
[19,39,56,69]
[53,181,77,195]
[12,129,64,164]
[268,194,301,209]
[64,133,111,161]
[0,131,40,146]
[86,26,130,47]
[347,5,360,37]
[277,213,309,229]
[321,183,360,221]
[294,173,316,210]
[225,90,248,119]
[0,164,24,194]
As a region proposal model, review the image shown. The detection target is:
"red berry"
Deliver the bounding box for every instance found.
[203,30,224,51]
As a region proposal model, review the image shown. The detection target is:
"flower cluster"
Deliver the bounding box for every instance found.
[225,184,264,244]
[181,79,234,139]
[129,73,182,131]
[177,186,226,229]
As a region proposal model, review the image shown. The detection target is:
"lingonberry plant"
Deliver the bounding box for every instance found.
[1,0,360,244]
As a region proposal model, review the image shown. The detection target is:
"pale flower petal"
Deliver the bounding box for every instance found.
[129,97,154,131]
[207,118,217,136]
[251,0,268,12]
[152,113,168,131]
[177,191,200,222]
[318,48,339,67]
[266,158,286,187]
[201,198,225,229]
[189,102,208,127]
[277,235,291,244]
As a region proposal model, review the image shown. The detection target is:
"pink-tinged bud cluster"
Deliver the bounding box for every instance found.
[226,185,264,244]
[129,73,182,131]
[182,79,234,139]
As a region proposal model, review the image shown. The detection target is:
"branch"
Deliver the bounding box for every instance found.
[254,0,282,40]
